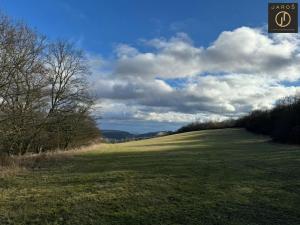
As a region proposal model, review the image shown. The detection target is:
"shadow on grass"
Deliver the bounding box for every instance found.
[1,129,300,225]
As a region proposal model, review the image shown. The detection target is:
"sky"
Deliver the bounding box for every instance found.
[1,0,300,133]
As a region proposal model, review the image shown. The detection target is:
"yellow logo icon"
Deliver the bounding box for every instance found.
[275,11,291,27]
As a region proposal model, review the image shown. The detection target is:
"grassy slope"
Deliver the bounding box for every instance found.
[1,128,300,225]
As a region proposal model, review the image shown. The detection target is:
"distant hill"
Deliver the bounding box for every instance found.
[101,130,171,141]
[101,130,135,141]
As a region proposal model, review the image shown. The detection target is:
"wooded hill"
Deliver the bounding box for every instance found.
[177,95,300,145]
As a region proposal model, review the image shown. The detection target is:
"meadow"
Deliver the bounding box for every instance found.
[1,129,300,225]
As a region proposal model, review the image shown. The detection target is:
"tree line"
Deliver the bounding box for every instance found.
[177,95,300,145]
[0,14,100,155]
[237,95,300,144]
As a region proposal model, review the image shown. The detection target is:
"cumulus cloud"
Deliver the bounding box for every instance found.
[113,27,300,80]
[91,26,300,127]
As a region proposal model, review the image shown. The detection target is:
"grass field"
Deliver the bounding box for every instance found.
[1,128,300,225]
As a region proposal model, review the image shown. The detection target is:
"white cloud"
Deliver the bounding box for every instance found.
[113,27,300,80]
[90,26,300,125]
[114,44,139,59]
[135,111,229,123]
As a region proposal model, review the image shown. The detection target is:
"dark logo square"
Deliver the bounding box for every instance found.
[268,3,298,33]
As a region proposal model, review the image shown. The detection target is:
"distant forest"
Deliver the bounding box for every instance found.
[177,95,300,145]
[0,14,100,155]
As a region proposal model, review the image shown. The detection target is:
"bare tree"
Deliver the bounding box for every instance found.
[0,14,100,155]
[0,15,47,154]
[44,41,95,149]
[46,41,91,115]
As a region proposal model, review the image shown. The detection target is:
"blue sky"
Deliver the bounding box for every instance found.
[1,0,267,55]
[1,0,300,133]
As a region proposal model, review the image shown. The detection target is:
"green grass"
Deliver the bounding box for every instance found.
[1,128,300,225]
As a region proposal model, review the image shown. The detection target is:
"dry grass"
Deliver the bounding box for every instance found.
[0,142,102,178]
[1,129,300,225]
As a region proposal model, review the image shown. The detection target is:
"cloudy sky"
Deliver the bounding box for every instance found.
[2,0,300,133]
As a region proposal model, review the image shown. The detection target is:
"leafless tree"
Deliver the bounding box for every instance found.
[0,15,47,154]
[0,14,100,155]
[44,41,95,149]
